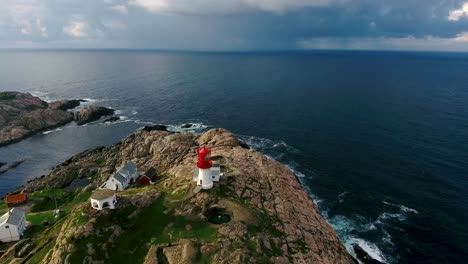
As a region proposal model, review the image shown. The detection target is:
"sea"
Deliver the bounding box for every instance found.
[0,50,467,263]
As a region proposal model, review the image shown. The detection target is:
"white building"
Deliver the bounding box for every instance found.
[90,189,117,210]
[101,162,139,192]
[0,208,27,243]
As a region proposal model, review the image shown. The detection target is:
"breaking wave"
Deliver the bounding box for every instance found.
[29,91,54,102]
[42,128,63,135]
[237,135,299,154]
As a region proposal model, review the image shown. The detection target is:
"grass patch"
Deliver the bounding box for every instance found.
[29,188,89,213]
[27,211,55,226]
[0,92,16,101]
[68,194,217,264]
[95,158,106,167]
[0,200,7,215]
[26,240,56,264]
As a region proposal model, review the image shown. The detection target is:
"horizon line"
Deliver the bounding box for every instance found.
[1,48,468,54]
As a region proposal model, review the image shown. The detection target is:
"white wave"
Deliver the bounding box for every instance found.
[399,205,419,214]
[376,212,405,223]
[237,135,299,153]
[81,98,98,103]
[114,110,123,115]
[383,201,419,214]
[166,123,208,133]
[382,230,394,246]
[337,191,349,203]
[134,120,156,126]
[42,128,63,135]
[28,91,53,102]
[327,214,391,263]
[285,164,306,178]
[345,237,387,263]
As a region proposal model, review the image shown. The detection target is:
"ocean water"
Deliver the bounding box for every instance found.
[0,50,467,263]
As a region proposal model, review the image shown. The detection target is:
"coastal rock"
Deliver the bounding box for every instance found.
[47,99,83,111]
[74,106,115,125]
[181,123,192,128]
[102,116,120,123]
[17,128,354,264]
[0,160,25,175]
[0,92,78,146]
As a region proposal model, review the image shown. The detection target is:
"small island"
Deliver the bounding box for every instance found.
[0,92,115,146]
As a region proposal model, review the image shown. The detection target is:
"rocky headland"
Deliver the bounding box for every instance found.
[0,92,115,146]
[1,126,357,264]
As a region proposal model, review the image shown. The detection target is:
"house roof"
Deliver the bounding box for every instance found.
[144,167,157,177]
[112,173,127,184]
[5,193,27,204]
[91,189,115,200]
[0,208,25,226]
[119,162,137,175]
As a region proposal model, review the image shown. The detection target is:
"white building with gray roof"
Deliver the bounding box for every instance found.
[0,208,27,243]
[101,161,139,192]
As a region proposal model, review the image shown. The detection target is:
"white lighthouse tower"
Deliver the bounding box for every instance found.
[195,146,214,189]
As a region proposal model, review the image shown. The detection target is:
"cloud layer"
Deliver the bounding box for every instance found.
[0,0,468,51]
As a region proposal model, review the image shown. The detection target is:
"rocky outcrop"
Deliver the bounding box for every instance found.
[0,92,79,146]
[102,116,120,123]
[48,99,84,111]
[0,160,25,175]
[74,106,115,125]
[18,128,354,264]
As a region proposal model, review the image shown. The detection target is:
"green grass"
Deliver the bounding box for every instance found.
[67,194,217,264]
[27,211,55,226]
[29,189,88,213]
[0,200,7,215]
[61,191,92,212]
[95,158,106,167]
[26,240,56,264]
[0,92,16,101]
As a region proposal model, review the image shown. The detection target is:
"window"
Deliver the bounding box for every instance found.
[5,225,9,229]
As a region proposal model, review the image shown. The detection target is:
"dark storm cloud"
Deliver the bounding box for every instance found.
[0,0,468,50]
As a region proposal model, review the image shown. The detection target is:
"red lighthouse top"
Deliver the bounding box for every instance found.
[197,146,212,169]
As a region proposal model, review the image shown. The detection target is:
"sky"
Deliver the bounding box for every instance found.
[1,0,468,51]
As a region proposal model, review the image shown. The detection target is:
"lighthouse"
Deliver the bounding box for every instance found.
[195,146,214,189]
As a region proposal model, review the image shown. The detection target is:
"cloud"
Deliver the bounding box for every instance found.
[111,4,128,14]
[243,0,331,13]
[298,33,468,51]
[0,0,48,37]
[63,20,88,38]
[128,0,333,15]
[448,2,468,21]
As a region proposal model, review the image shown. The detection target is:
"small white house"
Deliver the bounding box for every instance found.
[102,161,139,192]
[90,189,117,210]
[0,208,27,243]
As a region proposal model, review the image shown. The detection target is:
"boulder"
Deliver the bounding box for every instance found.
[103,116,120,123]
[47,99,83,111]
[141,125,168,132]
[181,123,192,128]
[74,106,115,125]
[0,160,25,175]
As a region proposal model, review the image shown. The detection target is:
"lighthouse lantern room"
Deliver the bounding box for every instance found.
[195,146,214,189]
